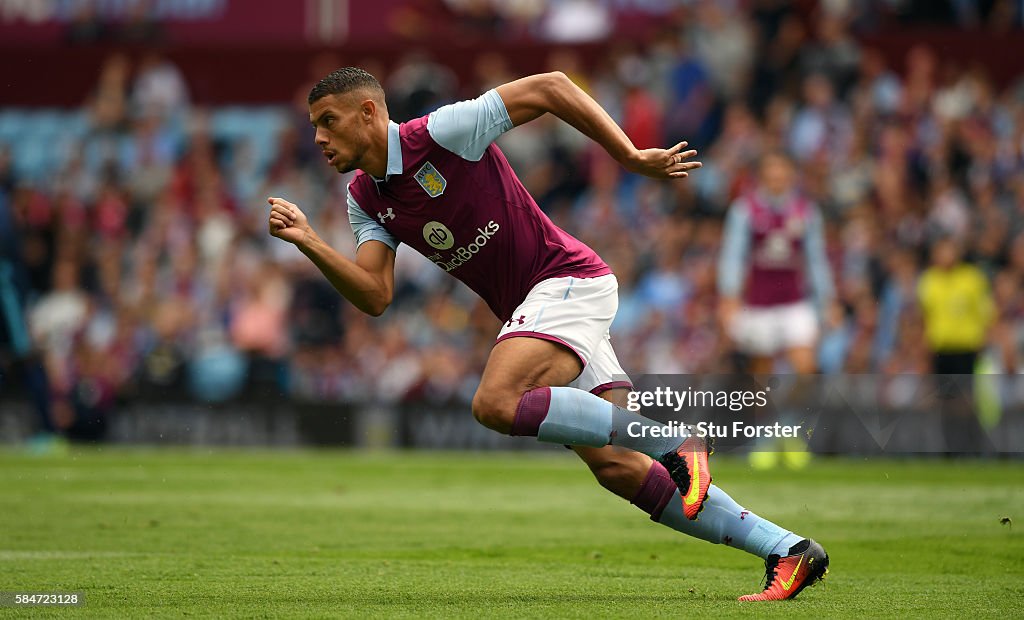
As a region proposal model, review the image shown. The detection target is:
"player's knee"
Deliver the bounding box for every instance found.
[471,389,516,434]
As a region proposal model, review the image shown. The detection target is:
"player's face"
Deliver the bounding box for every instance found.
[933,239,960,269]
[309,94,370,174]
[760,155,795,196]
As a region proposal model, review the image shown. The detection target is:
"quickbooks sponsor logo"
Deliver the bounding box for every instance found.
[431,220,500,272]
[423,221,455,250]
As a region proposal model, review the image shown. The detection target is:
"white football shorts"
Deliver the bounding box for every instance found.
[495,274,632,394]
[730,301,819,356]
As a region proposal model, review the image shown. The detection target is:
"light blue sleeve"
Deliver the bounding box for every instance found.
[804,207,834,310]
[348,191,398,252]
[427,89,514,162]
[718,201,751,297]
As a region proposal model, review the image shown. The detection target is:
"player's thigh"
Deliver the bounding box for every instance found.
[479,335,583,393]
[472,335,583,431]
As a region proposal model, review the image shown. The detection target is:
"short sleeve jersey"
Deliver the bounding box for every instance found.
[347,89,610,321]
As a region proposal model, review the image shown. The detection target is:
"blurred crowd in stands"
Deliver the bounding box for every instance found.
[3,0,1024,431]
[391,0,1024,43]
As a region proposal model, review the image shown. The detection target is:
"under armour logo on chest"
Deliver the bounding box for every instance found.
[506,315,526,328]
[378,208,395,223]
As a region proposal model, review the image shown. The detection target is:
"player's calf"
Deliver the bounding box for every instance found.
[573,446,653,500]
[508,386,711,519]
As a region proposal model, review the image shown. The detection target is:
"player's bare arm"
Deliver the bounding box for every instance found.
[268,196,395,316]
[495,72,701,179]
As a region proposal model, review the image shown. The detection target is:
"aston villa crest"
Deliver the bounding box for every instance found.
[414,162,446,198]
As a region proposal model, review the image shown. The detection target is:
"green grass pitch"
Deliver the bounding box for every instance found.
[1,448,1022,618]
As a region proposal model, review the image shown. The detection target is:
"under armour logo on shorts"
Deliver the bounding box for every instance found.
[506,315,526,327]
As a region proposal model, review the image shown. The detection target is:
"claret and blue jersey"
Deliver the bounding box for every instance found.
[346,89,610,322]
[718,190,834,311]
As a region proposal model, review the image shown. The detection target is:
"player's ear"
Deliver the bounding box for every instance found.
[360,98,376,123]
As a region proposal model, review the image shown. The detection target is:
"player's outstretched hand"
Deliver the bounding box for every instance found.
[625,141,702,179]
[268,196,313,246]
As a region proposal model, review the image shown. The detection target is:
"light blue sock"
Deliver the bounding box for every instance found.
[535,387,685,457]
[657,484,803,559]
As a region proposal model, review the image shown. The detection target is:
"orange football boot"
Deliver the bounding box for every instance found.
[738,538,829,601]
[658,433,712,520]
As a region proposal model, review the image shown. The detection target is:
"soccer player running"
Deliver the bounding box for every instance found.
[268,68,827,600]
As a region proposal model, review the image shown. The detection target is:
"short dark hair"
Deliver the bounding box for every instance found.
[308,67,384,105]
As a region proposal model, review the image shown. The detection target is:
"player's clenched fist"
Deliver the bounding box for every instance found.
[267,196,312,246]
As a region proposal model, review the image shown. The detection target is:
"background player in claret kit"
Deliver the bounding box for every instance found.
[267,67,827,600]
[718,152,836,376]
[718,152,838,470]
